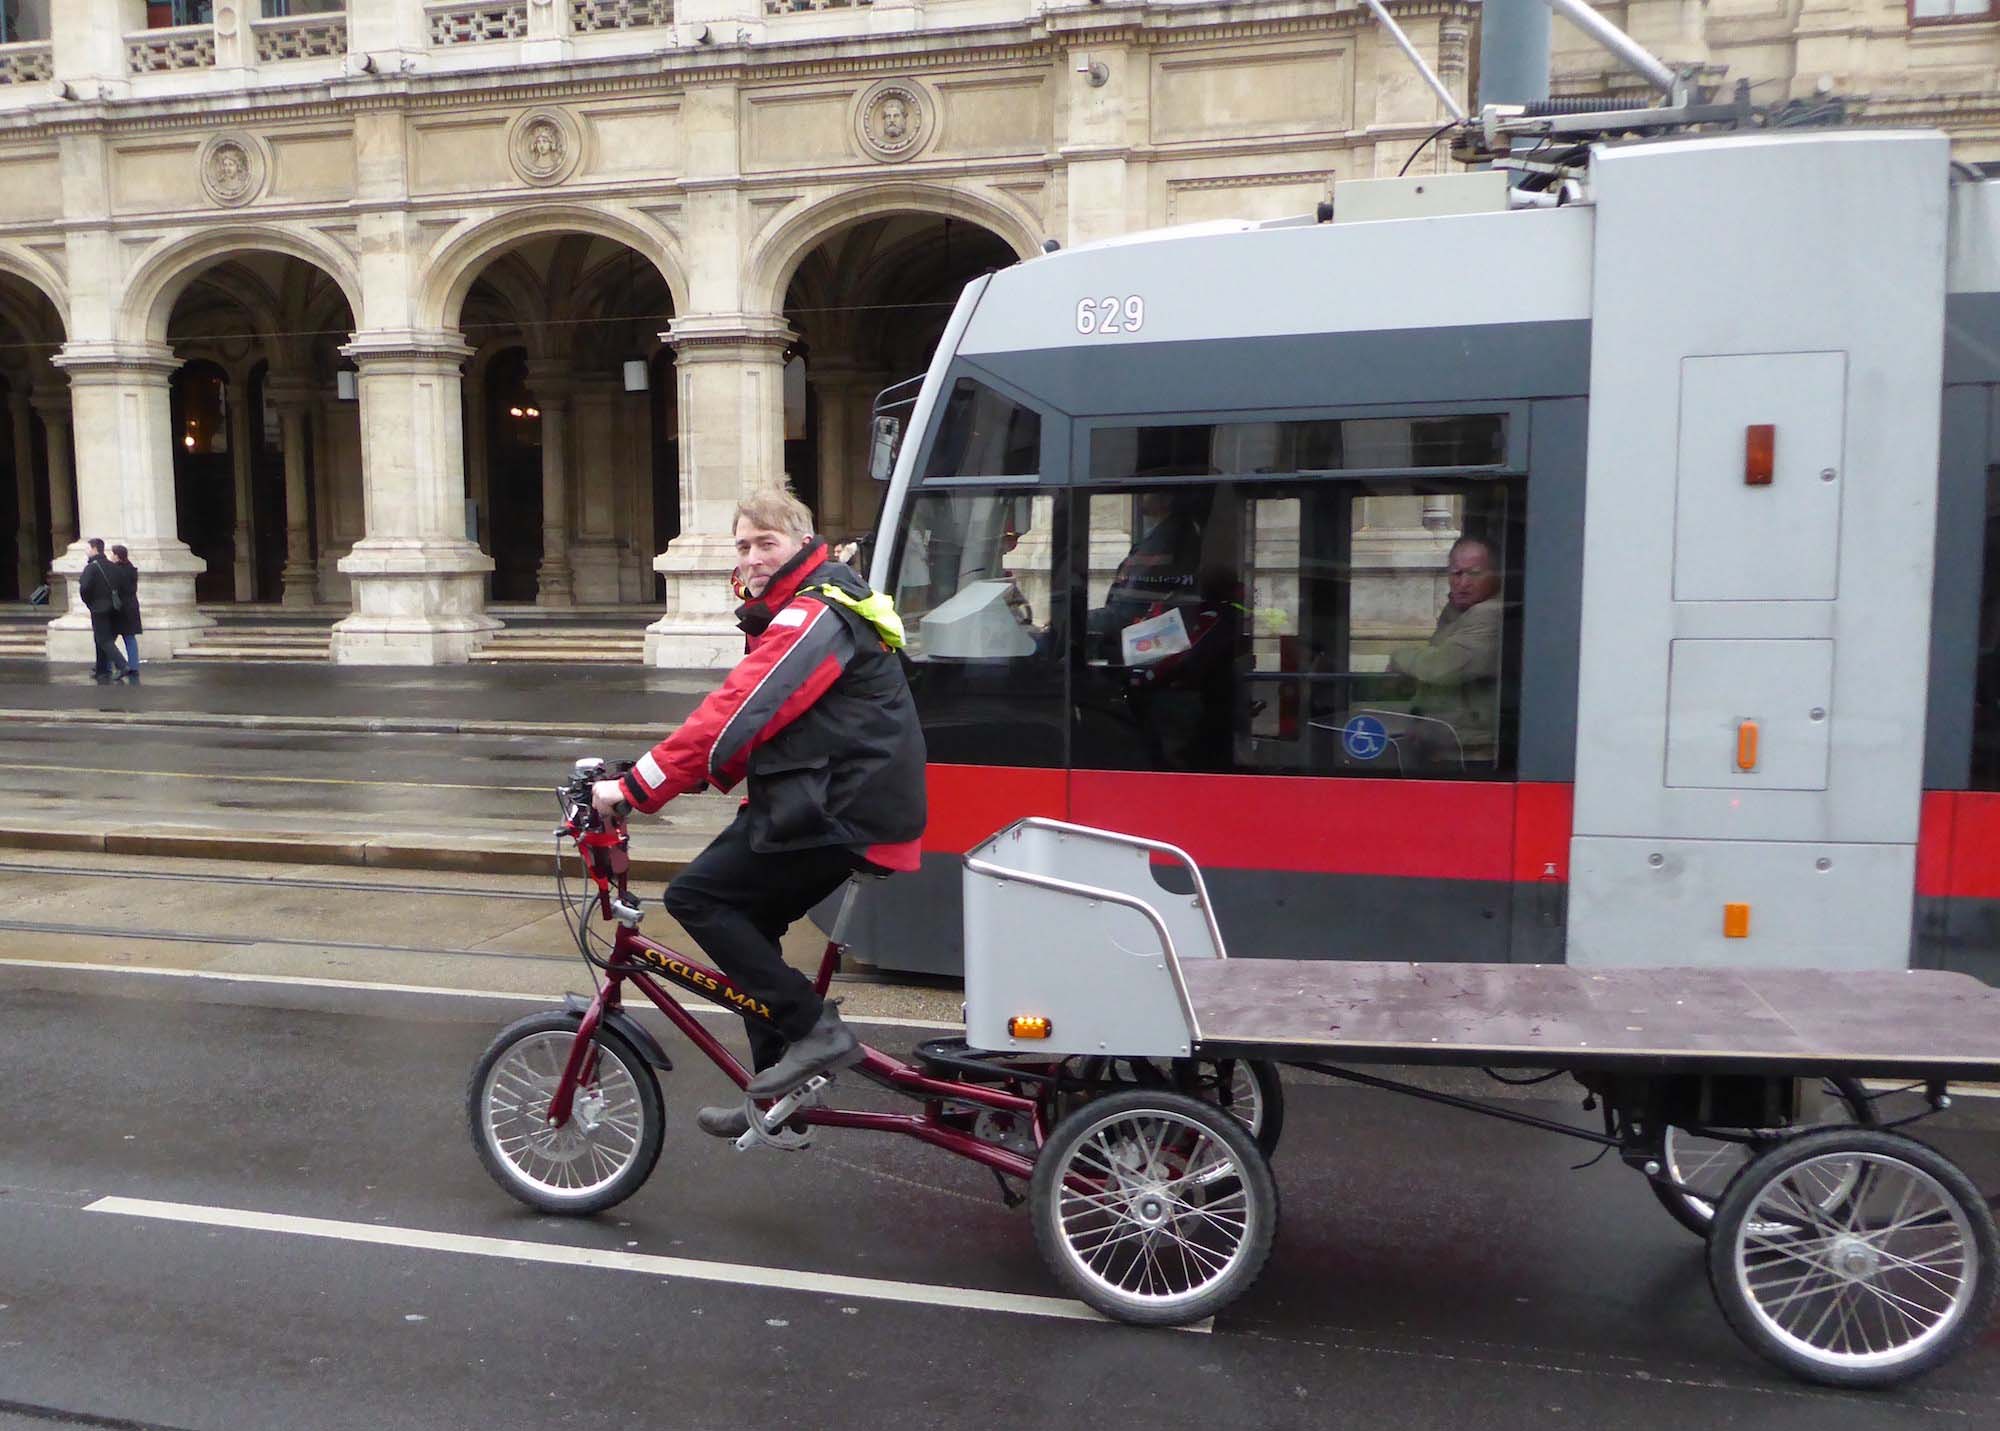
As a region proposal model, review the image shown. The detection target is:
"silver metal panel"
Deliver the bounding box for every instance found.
[1948,178,2000,296]
[1665,639,1833,791]
[1568,836,1915,970]
[956,207,1593,356]
[1672,352,1846,603]
[1570,133,1948,971]
[1334,171,1508,223]
[960,819,1217,1057]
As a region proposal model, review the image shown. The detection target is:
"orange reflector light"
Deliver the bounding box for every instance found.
[1008,1015,1053,1040]
[1736,719,1759,772]
[1745,424,1775,486]
[1723,903,1751,939]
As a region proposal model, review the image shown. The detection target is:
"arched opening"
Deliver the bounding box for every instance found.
[161,251,359,607]
[0,270,68,609]
[453,233,678,607]
[778,212,1018,542]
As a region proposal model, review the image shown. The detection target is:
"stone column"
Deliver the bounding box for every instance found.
[619,388,654,603]
[568,376,624,604]
[525,359,574,607]
[807,368,850,541]
[226,376,255,601]
[267,377,318,607]
[32,390,75,554]
[331,331,498,664]
[8,386,40,598]
[646,314,793,668]
[463,370,489,558]
[44,342,213,662]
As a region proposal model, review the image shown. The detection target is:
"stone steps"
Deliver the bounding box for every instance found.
[474,626,647,664]
[179,623,334,662]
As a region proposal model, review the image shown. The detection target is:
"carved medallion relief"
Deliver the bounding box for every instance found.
[508,108,582,187]
[199,134,268,207]
[854,80,935,164]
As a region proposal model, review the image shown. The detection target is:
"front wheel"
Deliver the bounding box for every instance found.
[468,1010,664,1216]
[1030,1089,1277,1326]
[1708,1128,1999,1387]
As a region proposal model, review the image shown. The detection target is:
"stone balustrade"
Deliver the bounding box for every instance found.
[0,40,53,86]
[126,23,218,74]
[253,12,351,63]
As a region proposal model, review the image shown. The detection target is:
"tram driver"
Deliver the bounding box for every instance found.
[592,486,927,1135]
[1383,535,1503,767]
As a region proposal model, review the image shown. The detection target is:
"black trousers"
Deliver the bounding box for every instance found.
[663,809,864,1071]
[89,612,126,676]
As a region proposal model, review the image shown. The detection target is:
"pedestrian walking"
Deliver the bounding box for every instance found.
[108,544,142,681]
[76,538,128,683]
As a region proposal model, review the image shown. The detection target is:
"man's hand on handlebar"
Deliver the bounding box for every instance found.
[590,779,633,824]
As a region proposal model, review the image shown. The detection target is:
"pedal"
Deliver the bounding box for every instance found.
[732,1074,832,1153]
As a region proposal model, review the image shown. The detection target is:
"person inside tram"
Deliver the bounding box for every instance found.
[1088,488,1207,661]
[1382,535,1503,765]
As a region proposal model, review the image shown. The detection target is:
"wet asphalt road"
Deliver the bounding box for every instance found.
[2,967,1997,1431]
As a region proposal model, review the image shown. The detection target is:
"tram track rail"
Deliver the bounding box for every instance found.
[0,858,551,901]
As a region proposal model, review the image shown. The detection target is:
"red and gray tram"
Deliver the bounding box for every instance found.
[837,126,2000,987]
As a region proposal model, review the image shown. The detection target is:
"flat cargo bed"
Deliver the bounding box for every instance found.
[1183,960,2000,1079]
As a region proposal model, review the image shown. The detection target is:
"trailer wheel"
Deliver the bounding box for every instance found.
[1652,1077,1875,1238]
[1031,1089,1277,1326]
[1708,1128,1998,1387]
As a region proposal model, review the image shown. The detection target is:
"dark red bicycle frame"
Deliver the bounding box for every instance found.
[547,833,1043,1184]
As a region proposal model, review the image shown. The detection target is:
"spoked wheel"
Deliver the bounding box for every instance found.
[1069,1057,1286,1156]
[1030,1089,1277,1326]
[468,1010,664,1216]
[1708,1128,1998,1387]
[1652,1077,1876,1238]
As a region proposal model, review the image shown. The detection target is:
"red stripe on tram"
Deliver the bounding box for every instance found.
[1067,770,1516,882]
[1926,790,2000,901]
[1917,791,1957,900]
[922,763,1067,855]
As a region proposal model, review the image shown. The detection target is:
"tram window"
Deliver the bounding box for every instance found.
[892,487,1066,766]
[1089,414,1506,481]
[1071,478,1520,778]
[1973,467,2000,788]
[922,379,1042,480]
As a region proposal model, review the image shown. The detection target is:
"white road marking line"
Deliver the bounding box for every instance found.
[0,959,959,1030]
[85,1196,1207,1332]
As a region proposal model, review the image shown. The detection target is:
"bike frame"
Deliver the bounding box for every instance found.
[547,834,1043,1184]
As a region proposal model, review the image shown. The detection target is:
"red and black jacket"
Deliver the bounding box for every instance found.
[619,538,927,870]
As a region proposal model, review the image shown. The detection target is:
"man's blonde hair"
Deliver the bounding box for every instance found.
[734,485,815,541]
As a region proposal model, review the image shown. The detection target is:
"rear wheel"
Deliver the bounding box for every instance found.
[1708,1129,1998,1387]
[1030,1089,1277,1326]
[1652,1077,1874,1237]
[469,1010,664,1215]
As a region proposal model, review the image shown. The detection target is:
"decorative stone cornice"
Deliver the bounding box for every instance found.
[664,313,796,354]
[340,329,475,366]
[50,340,180,380]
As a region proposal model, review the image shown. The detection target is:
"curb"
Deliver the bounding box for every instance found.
[0,824,698,881]
[0,707,665,742]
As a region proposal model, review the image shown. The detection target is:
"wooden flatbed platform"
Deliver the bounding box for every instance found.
[1181,961,2000,1079]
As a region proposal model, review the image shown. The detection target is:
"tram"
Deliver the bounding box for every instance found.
[833,117,2000,985]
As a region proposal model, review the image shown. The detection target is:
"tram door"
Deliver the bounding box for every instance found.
[1567,133,1949,970]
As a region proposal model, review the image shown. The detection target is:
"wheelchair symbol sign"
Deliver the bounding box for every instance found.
[1342,714,1389,761]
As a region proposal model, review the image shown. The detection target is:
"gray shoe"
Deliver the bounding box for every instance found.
[744,1003,863,1097]
[695,1105,805,1139]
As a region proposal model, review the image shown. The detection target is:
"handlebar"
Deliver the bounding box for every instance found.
[558,757,641,927]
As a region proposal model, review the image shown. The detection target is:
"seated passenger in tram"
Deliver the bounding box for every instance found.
[1383,535,1503,765]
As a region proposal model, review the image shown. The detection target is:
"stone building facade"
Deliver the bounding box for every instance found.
[0,0,1995,666]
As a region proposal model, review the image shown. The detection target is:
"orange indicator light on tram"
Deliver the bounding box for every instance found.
[1736,720,1760,772]
[1745,424,1775,485]
[1723,903,1751,939]
[1009,1016,1053,1040]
